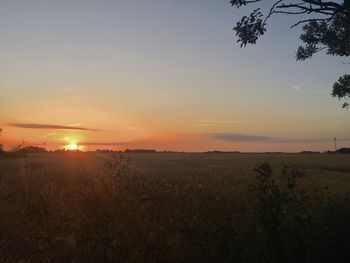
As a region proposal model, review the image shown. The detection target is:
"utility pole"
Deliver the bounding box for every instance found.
[334,137,337,152]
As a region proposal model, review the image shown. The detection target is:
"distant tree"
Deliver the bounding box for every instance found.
[230,0,350,108]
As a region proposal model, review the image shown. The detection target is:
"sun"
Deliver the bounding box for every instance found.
[66,143,79,151]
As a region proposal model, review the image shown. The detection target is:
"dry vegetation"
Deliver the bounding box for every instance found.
[1,152,350,262]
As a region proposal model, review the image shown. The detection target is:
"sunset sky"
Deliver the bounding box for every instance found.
[1,0,349,152]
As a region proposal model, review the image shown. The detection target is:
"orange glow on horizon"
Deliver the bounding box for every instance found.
[65,143,79,151]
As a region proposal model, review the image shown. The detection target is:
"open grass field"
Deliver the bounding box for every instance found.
[1,152,350,262]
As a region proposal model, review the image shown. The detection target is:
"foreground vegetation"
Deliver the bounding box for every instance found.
[0,152,350,262]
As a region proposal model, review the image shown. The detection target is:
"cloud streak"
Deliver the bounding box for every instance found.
[211,133,350,143]
[80,142,128,146]
[276,137,350,143]
[192,119,246,127]
[7,123,103,131]
[211,133,276,142]
[291,84,328,94]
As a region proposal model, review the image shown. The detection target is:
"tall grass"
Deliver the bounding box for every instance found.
[0,154,349,262]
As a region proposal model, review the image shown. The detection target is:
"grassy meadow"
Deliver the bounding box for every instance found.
[1,152,350,262]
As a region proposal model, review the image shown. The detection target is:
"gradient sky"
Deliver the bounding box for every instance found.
[0,0,349,152]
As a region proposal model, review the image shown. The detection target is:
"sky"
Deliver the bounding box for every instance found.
[0,0,349,152]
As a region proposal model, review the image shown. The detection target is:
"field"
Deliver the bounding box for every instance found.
[1,152,350,262]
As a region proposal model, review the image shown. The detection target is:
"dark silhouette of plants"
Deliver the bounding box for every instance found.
[252,162,308,262]
[1,155,350,262]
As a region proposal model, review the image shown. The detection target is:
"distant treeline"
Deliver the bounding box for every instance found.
[206,150,241,154]
[97,149,162,153]
[0,146,46,158]
[325,148,350,154]
[1,146,350,156]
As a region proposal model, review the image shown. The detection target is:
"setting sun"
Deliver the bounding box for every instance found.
[66,143,79,151]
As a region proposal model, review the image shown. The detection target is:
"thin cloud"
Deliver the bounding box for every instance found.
[291,84,328,94]
[7,123,103,131]
[80,142,126,146]
[193,119,246,127]
[275,137,350,143]
[211,133,350,143]
[211,133,277,142]
[79,140,145,147]
[292,84,301,91]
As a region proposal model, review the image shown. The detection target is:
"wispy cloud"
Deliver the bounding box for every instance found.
[80,142,126,146]
[291,84,328,94]
[292,84,301,91]
[211,133,276,142]
[193,119,245,127]
[7,123,103,131]
[211,133,350,143]
[276,137,350,143]
[79,140,146,147]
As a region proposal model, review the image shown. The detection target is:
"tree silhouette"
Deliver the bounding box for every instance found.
[231,0,350,108]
